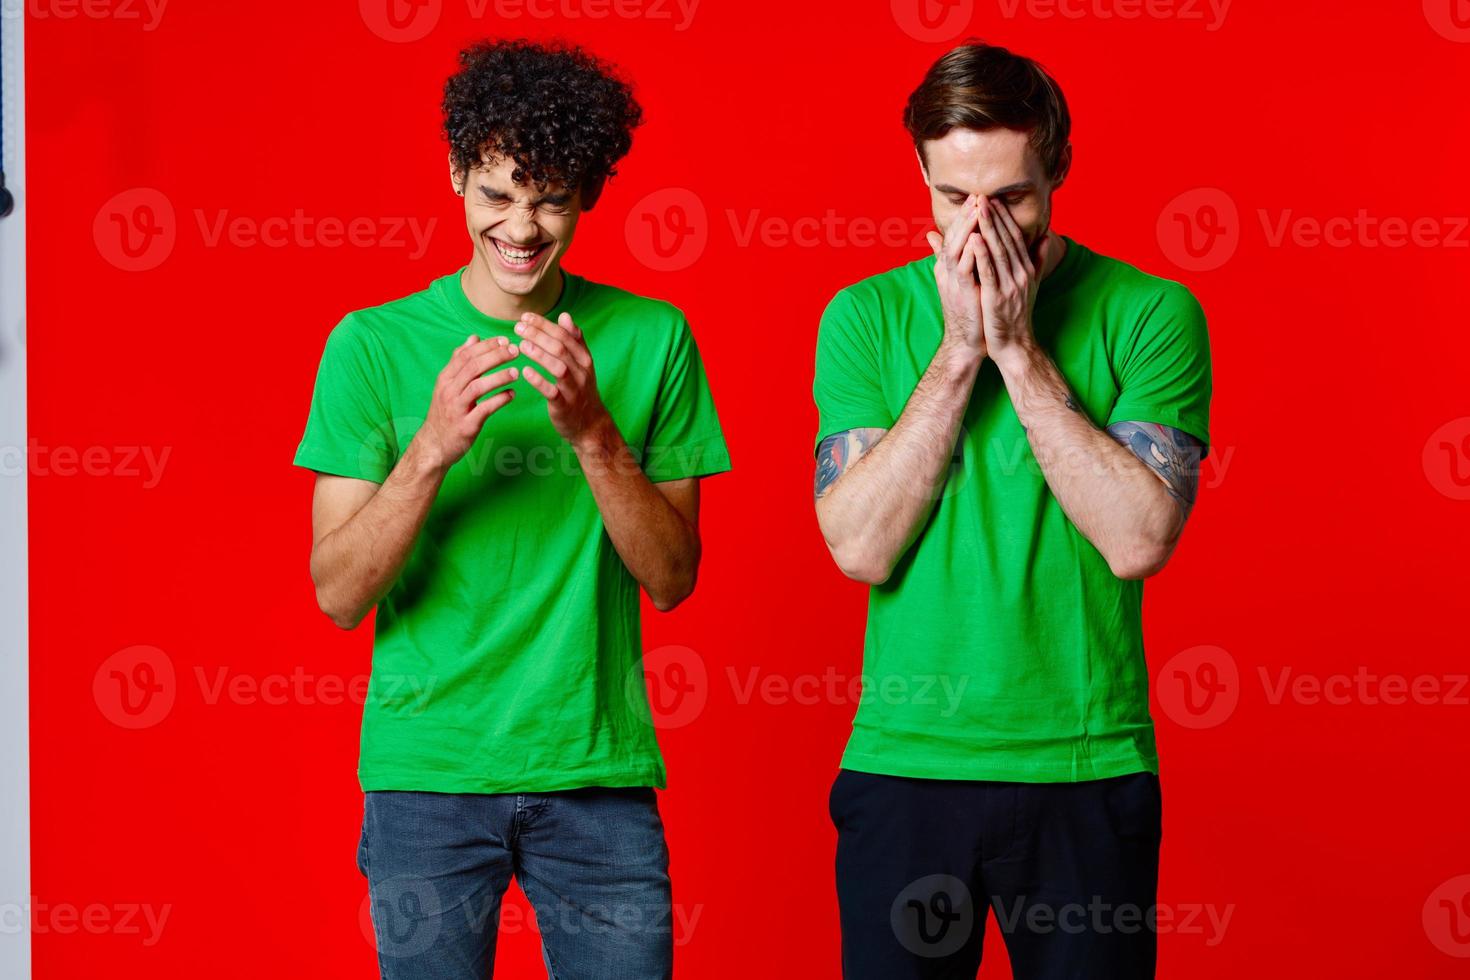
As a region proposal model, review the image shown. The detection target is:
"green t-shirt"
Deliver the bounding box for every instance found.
[813,237,1211,782]
[294,268,731,794]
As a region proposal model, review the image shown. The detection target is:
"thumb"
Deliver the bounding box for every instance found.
[925,231,943,255]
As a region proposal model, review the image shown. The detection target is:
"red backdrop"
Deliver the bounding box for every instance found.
[26,0,1470,976]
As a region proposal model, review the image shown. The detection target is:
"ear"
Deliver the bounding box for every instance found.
[1050,143,1073,191]
[448,152,465,197]
[579,175,605,211]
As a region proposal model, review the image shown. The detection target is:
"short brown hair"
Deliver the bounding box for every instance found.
[904,41,1071,178]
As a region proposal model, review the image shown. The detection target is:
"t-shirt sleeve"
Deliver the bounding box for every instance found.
[640,315,732,483]
[292,315,395,483]
[1105,283,1213,457]
[812,287,895,455]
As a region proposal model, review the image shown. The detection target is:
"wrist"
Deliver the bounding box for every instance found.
[404,433,452,480]
[992,336,1043,381]
[571,411,619,457]
[933,339,985,381]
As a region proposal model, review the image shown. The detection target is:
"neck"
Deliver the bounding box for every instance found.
[1035,230,1068,281]
[461,259,565,321]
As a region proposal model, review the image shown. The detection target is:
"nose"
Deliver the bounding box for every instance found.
[500,206,541,246]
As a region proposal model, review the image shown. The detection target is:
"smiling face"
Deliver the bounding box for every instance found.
[454,153,582,308]
[919,126,1070,265]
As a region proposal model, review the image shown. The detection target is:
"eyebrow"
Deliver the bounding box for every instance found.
[934,180,1035,197]
[476,185,574,207]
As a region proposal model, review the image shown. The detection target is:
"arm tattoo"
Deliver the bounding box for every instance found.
[814,428,885,498]
[1106,421,1204,512]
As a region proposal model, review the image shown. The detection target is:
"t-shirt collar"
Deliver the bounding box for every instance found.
[438,264,582,332]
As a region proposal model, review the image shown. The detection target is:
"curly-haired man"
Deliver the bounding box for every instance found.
[293,39,729,979]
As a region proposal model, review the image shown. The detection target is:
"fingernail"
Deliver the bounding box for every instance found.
[514,324,525,334]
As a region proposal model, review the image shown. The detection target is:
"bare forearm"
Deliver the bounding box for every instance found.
[995,342,1181,578]
[574,417,701,611]
[310,438,447,628]
[818,343,982,583]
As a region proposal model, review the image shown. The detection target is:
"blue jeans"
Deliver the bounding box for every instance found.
[358,787,673,979]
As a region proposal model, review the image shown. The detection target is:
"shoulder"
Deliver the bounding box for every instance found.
[820,255,936,339]
[576,275,685,323]
[327,276,446,354]
[827,255,936,313]
[1080,244,1205,326]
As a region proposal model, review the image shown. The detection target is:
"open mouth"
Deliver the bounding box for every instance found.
[489,237,551,271]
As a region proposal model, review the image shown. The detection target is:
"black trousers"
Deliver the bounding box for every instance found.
[830,769,1162,980]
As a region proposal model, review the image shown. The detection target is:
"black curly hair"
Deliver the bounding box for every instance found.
[442,39,643,210]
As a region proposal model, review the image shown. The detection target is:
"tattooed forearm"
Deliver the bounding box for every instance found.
[814,427,885,498]
[1105,421,1204,511]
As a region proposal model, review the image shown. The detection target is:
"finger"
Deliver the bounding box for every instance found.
[446,335,506,386]
[467,388,516,425]
[976,200,1015,290]
[959,232,981,281]
[520,338,569,379]
[970,231,997,289]
[944,195,980,264]
[989,202,1028,281]
[517,315,591,371]
[992,202,1034,276]
[516,312,576,351]
[453,340,519,392]
[463,366,520,405]
[522,364,559,400]
[559,312,582,340]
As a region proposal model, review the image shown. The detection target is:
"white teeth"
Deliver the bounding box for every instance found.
[494,240,540,262]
